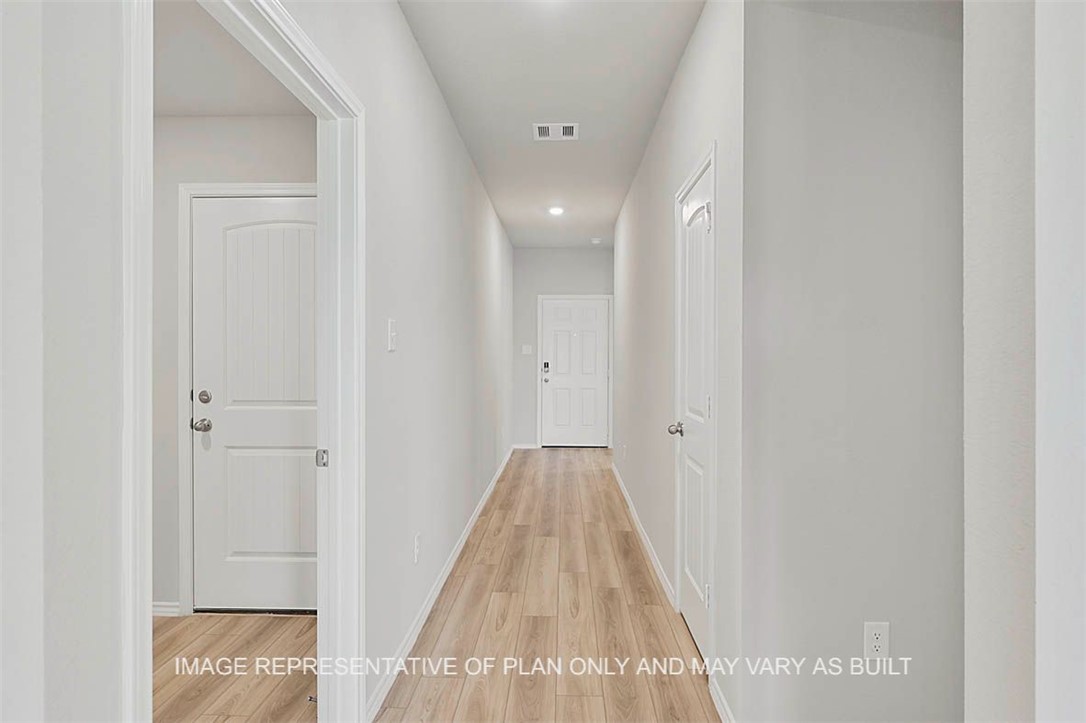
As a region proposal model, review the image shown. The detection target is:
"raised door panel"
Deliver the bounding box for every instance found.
[225,224,316,406]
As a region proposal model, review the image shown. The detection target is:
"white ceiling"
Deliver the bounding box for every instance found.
[399,1,705,247]
[154,0,309,117]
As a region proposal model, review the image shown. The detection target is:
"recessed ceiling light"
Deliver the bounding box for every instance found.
[549,207,564,216]
[591,238,602,245]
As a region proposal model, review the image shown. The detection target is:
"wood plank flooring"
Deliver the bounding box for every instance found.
[152,612,316,722]
[380,448,718,723]
[153,449,716,722]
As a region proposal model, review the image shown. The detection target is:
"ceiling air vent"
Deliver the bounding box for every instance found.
[533,123,579,141]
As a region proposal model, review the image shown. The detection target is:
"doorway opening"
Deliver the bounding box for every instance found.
[153,3,322,717]
[123,0,365,718]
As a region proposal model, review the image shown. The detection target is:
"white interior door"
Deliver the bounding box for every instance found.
[191,196,318,610]
[539,297,610,447]
[674,159,715,654]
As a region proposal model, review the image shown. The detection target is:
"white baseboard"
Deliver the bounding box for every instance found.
[152,601,181,617]
[611,465,732,721]
[610,462,677,608]
[511,443,538,449]
[710,675,737,723]
[364,446,515,720]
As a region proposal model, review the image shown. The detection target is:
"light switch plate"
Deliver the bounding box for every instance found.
[387,319,397,352]
[521,345,533,355]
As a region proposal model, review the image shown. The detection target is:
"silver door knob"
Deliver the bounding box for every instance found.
[192,418,213,433]
[667,421,684,437]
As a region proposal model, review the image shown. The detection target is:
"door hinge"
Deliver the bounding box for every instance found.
[705,583,711,609]
[707,395,711,419]
[705,202,712,232]
[315,449,329,468]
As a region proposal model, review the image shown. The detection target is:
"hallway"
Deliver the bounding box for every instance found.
[377,448,717,722]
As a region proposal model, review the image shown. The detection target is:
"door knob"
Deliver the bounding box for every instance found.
[543,378,550,383]
[667,421,684,437]
[192,418,213,433]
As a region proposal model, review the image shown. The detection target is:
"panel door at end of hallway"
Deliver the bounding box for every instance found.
[675,160,715,657]
[539,298,610,447]
[191,195,318,611]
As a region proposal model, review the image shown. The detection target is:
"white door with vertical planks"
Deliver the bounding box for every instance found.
[539,297,611,447]
[191,196,318,610]
[673,152,716,655]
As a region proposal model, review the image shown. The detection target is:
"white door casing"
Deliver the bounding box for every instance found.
[538,296,611,447]
[191,195,318,610]
[674,148,716,656]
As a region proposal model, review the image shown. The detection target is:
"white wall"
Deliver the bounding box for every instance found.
[2,4,126,716]
[1035,4,1086,719]
[511,247,613,446]
[742,5,963,720]
[615,2,962,720]
[152,115,317,604]
[962,3,1035,721]
[278,1,514,708]
[1,2,46,719]
[612,0,744,711]
[40,2,126,718]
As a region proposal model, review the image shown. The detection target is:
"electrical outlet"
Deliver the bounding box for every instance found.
[864,621,890,659]
[413,533,420,564]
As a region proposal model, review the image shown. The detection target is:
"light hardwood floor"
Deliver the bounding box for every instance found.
[152,612,317,722]
[378,448,719,723]
[153,448,716,722]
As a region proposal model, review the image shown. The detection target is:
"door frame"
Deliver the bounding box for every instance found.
[536,294,614,448]
[177,183,317,616]
[671,144,718,657]
[121,1,366,719]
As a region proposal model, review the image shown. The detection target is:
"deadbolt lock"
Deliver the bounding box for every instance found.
[197,389,212,403]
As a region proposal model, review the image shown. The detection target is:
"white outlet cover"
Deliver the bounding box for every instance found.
[521,344,533,355]
[864,621,890,659]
